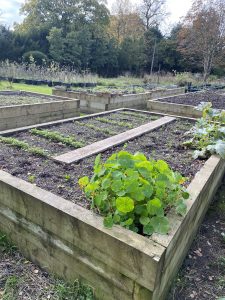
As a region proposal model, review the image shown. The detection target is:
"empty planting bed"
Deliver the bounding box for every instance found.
[0,92,65,106]
[1,109,161,157]
[0,108,224,299]
[148,91,225,118]
[0,91,80,130]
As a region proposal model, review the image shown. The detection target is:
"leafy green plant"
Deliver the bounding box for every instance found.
[96,117,133,129]
[0,137,47,156]
[184,102,225,159]
[30,128,84,148]
[79,151,189,235]
[28,174,36,183]
[64,174,71,181]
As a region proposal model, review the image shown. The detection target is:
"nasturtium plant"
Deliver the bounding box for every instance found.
[184,102,225,159]
[78,151,189,236]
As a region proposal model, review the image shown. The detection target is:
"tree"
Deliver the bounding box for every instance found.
[138,0,167,30]
[109,0,144,43]
[19,0,109,33]
[118,37,145,74]
[178,0,225,81]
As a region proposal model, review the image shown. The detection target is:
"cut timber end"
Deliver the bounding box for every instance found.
[53,116,176,164]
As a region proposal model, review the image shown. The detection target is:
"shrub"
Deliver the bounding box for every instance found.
[184,102,225,159]
[79,151,189,236]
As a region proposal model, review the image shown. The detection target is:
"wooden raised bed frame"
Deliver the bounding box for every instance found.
[147,93,203,118]
[0,109,224,299]
[53,87,185,113]
[0,91,80,131]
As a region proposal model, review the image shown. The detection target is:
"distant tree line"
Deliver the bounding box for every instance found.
[0,0,225,79]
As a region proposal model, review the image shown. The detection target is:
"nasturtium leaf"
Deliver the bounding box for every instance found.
[116,197,134,213]
[130,187,145,201]
[94,154,102,173]
[96,167,106,177]
[116,190,126,197]
[94,191,107,206]
[182,191,189,200]
[124,218,133,226]
[112,171,124,179]
[143,223,154,235]
[155,174,169,183]
[137,167,151,179]
[147,198,164,216]
[125,169,139,180]
[101,178,111,189]
[176,200,187,216]
[111,180,123,192]
[78,176,89,188]
[133,152,147,162]
[84,182,99,193]
[139,216,150,225]
[143,183,153,198]
[113,214,121,223]
[150,216,170,234]
[95,154,101,166]
[135,205,146,215]
[118,151,134,168]
[155,160,169,172]
[104,215,114,228]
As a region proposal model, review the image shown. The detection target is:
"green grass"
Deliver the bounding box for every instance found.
[0,81,52,95]
[0,233,17,254]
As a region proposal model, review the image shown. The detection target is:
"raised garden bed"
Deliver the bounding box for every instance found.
[147,91,225,118]
[0,91,80,131]
[0,109,224,299]
[53,87,185,113]
[0,109,161,157]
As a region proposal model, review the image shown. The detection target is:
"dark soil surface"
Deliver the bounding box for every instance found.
[0,93,63,106]
[10,110,160,156]
[168,175,225,300]
[0,119,204,209]
[159,91,225,109]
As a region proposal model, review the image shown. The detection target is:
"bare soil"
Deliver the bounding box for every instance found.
[0,119,204,209]
[168,175,225,300]
[10,110,160,156]
[159,91,225,109]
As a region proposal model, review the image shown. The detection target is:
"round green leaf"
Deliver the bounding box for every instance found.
[104,215,114,228]
[176,200,187,216]
[143,223,154,235]
[182,191,189,200]
[150,216,170,234]
[78,176,89,188]
[140,216,150,226]
[125,218,134,226]
[147,198,163,216]
[116,197,134,213]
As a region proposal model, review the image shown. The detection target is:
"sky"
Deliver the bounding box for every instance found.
[0,0,193,29]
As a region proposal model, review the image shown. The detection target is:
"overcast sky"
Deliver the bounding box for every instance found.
[0,0,193,29]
